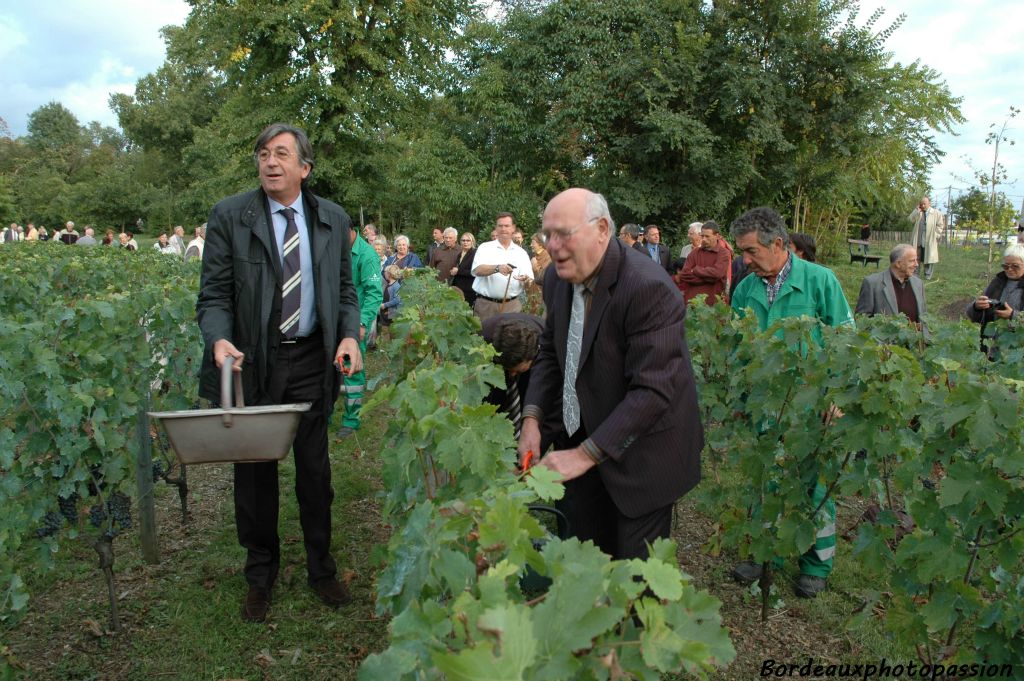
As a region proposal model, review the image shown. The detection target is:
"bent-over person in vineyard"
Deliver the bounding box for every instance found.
[196,123,363,622]
[517,188,703,561]
[729,206,854,598]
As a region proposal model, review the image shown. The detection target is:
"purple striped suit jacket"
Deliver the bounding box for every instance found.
[526,237,703,517]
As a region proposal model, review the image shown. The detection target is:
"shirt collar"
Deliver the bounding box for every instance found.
[267,195,304,219]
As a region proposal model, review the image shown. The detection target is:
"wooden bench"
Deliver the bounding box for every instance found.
[847,239,882,268]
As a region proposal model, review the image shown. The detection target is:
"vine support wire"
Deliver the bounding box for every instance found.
[135,394,159,564]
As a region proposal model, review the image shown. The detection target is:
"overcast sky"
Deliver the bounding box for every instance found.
[1,0,1020,212]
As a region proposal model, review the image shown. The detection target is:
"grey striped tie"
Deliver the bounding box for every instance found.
[279,207,301,339]
[562,283,585,436]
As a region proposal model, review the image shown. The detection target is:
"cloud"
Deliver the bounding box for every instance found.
[858,0,1024,205]
[0,0,189,135]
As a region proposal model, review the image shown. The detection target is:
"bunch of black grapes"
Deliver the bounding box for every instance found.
[34,492,81,538]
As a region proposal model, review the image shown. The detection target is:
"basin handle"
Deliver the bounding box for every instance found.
[220,356,246,427]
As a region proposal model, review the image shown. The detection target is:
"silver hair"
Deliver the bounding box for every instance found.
[252,123,315,177]
[372,235,387,247]
[619,223,641,239]
[394,234,410,248]
[443,226,458,238]
[1003,244,1024,261]
[688,222,703,234]
[584,191,616,234]
[729,207,790,248]
[890,243,916,264]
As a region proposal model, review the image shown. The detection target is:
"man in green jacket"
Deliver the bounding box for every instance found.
[729,206,853,598]
[339,229,384,437]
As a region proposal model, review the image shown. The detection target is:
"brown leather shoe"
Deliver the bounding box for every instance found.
[242,585,272,622]
[311,577,351,608]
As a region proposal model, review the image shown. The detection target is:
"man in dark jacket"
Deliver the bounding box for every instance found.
[518,189,703,561]
[196,123,362,623]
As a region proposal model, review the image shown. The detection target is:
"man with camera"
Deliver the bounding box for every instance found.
[967,244,1024,359]
[471,212,533,323]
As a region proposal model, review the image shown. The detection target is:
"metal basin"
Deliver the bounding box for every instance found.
[149,356,311,464]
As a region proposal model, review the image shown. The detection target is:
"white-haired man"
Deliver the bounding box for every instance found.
[855,244,929,340]
[518,188,703,561]
[57,221,80,245]
[679,222,703,259]
[428,227,460,283]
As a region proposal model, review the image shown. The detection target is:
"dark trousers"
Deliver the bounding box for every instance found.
[555,465,673,561]
[233,336,336,589]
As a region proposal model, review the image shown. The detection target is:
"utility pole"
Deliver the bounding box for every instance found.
[946,185,952,246]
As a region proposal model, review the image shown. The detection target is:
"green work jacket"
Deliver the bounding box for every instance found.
[731,255,855,338]
[350,234,384,331]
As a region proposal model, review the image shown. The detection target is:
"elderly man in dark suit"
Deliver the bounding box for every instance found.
[855,243,930,341]
[517,188,703,561]
[197,122,363,622]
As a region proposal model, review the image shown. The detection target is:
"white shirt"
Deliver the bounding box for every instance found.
[184,237,205,260]
[470,239,534,299]
[169,234,186,255]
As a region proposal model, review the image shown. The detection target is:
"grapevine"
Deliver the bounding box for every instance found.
[0,244,200,624]
[33,513,63,539]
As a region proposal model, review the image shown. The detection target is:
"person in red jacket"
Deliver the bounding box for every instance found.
[678,221,731,305]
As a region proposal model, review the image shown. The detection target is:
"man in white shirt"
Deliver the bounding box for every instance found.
[471,212,534,322]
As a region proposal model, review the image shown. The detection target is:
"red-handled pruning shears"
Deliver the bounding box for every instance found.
[336,353,353,376]
[519,449,535,473]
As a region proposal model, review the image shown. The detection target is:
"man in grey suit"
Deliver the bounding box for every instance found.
[518,188,703,561]
[855,243,929,340]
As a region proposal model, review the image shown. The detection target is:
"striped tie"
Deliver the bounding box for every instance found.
[279,207,301,339]
[503,377,522,439]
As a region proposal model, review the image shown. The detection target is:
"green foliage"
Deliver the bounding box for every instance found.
[949,187,1017,234]
[686,301,1024,664]
[361,276,734,679]
[0,244,200,619]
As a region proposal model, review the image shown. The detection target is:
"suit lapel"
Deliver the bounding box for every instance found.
[579,240,620,368]
[304,191,331,268]
[242,190,282,283]
[881,272,898,314]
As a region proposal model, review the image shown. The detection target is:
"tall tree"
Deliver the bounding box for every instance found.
[115,0,479,219]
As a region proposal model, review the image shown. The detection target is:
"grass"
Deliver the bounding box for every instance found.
[5,352,391,681]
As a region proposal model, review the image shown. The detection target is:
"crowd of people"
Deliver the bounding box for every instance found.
[2,219,206,260]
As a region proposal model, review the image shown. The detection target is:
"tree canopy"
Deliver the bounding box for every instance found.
[1,0,964,252]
